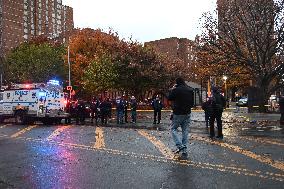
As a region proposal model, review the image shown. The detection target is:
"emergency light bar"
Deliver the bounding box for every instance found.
[47,80,60,86]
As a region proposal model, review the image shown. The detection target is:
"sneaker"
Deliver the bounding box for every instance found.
[173,146,186,154]
[216,135,223,139]
[209,135,215,139]
[181,152,188,157]
[179,152,188,160]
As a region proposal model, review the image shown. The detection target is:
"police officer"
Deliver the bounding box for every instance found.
[152,95,163,124]
[122,95,129,123]
[99,98,112,125]
[116,97,124,124]
[91,97,100,125]
[76,100,86,125]
[65,99,72,124]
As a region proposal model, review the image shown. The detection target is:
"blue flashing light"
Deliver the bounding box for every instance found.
[39,92,46,97]
[47,79,60,86]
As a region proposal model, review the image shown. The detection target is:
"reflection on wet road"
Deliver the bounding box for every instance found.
[0,111,283,188]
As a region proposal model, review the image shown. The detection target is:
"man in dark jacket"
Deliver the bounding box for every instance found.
[202,98,211,128]
[209,87,226,139]
[99,98,112,125]
[122,95,129,123]
[90,97,100,125]
[279,95,284,125]
[76,100,86,125]
[152,95,163,124]
[168,77,194,158]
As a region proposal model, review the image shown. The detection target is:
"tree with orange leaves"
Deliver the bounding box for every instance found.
[67,28,173,98]
[199,0,284,112]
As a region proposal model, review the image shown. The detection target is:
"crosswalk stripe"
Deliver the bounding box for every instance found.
[94,127,105,149]
[191,134,284,172]
[138,130,175,159]
[46,126,71,141]
[10,125,38,138]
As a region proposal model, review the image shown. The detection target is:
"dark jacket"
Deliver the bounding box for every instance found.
[279,96,284,114]
[91,100,100,112]
[130,100,137,111]
[210,92,226,112]
[202,100,211,113]
[168,84,194,115]
[152,99,163,111]
[100,100,112,115]
[116,99,124,112]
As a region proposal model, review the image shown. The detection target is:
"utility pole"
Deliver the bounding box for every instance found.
[68,45,71,99]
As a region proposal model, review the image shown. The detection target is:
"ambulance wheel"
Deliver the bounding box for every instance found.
[42,119,53,125]
[26,117,35,125]
[55,118,62,124]
[15,110,26,125]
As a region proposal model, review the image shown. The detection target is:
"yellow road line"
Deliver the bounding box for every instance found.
[240,136,284,147]
[94,127,105,149]
[191,134,284,172]
[10,125,37,138]
[138,130,175,159]
[46,126,71,141]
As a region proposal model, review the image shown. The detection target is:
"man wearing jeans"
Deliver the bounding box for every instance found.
[168,77,194,158]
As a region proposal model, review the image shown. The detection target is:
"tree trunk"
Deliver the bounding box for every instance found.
[248,86,269,113]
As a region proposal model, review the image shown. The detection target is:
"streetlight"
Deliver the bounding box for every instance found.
[223,75,228,108]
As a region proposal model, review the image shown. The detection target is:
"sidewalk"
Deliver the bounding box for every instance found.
[236,113,280,122]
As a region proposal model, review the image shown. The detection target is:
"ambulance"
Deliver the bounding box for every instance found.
[0,80,70,125]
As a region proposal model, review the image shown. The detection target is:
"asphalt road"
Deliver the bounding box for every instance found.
[0,112,283,189]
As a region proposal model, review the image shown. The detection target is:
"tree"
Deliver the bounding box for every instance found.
[69,28,173,99]
[3,41,66,83]
[83,54,118,94]
[200,0,284,112]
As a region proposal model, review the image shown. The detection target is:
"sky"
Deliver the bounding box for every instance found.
[62,0,217,43]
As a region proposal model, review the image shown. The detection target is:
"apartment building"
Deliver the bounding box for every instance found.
[144,37,196,65]
[0,0,74,56]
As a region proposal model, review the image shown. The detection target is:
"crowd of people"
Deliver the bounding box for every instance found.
[65,95,139,125]
[64,77,229,159]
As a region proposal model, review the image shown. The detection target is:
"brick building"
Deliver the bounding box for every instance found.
[144,37,196,66]
[0,0,74,56]
[145,37,206,105]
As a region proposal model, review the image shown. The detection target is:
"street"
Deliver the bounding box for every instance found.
[0,111,283,189]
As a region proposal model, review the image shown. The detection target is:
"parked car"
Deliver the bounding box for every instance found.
[236,97,248,106]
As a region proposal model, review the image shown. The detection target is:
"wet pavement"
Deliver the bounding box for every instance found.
[0,111,283,188]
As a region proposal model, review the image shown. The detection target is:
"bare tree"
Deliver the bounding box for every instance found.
[200,0,284,112]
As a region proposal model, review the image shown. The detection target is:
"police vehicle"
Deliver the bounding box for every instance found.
[0,80,69,125]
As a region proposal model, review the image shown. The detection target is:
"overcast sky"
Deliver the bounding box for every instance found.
[62,0,216,42]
